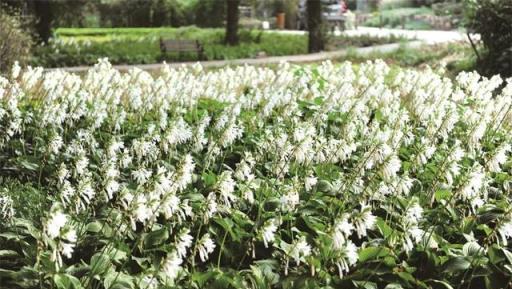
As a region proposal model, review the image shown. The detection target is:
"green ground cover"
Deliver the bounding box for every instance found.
[362,7,435,30]
[31,26,404,67]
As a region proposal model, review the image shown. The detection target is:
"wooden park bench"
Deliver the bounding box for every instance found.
[159,38,205,60]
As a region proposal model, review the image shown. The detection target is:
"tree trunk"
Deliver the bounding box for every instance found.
[225,0,240,46]
[32,0,53,43]
[307,0,324,53]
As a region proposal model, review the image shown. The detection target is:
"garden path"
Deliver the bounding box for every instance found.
[277,26,480,44]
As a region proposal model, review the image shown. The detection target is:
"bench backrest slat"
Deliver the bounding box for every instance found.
[160,39,202,52]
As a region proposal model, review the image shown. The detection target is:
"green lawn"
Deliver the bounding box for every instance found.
[337,42,476,79]
[31,26,404,67]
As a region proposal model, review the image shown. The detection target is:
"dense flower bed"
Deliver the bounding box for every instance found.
[1,60,512,289]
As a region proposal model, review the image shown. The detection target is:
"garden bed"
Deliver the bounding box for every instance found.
[1,59,512,288]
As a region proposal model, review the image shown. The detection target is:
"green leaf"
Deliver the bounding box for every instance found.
[0,250,19,258]
[376,218,393,238]
[358,247,391,263]
[429,280,454,289]
[86,221,102,233]
[316,180,332,193]
[443,256,470,272]
[18,158,39,171]
[434,190,452,202]
[352,280,378,289]
[143,228,169,249]
[104,271,134,289]
[213,217,239,241]
[54,273,83,289]
[202,172,217,187]
[385,284,403,289]
[90,253,111,276]
[502,248,512,264]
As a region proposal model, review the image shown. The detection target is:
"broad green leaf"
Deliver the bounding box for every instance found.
[352,280,378,289]
[0,250,18,258]
[90,253,112,276]
[54,273,83,289]
[434,190,452,202]
[86,221,102,233]
[443,257,470,272]
[385,284,403,289]
[358,247,391,263]
[143,228,169,249]
[429,280,454,289]
[376,218,393,238]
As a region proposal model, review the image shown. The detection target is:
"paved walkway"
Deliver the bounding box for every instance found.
[274,26,479,44]
[51,41,425,73]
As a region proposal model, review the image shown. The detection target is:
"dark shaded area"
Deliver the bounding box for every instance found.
[307,0,324,53]
[467,0,512,78]
[225,0,240,45]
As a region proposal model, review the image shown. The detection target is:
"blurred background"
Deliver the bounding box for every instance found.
[0,0,510,78]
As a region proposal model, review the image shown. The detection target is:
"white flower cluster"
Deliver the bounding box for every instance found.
[2,59,512,286]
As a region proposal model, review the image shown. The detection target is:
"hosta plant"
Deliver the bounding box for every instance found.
[1,59,512,289]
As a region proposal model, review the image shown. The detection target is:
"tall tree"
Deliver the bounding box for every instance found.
[32,0,54,43]
[225,0,240,45]
[307,0,324,53]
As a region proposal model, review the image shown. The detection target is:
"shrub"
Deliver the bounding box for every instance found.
[362,7,434,29]
[465,0,512,78]
[0,8,32,74]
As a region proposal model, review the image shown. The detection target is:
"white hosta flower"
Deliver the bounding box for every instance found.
[197,233,216,262]
[162,252,182,281]
[333,216,354,249]
[133,195,152,226]
[75,155,89,176]
[57,164,69,184]
[381,155,401,181]
[280,187,300,212]
[459,167,486,201]
[260,219,279,248]
[0,195,15,221]
[61,229,77,259]
[336,240,358,278]
[304,175,318,191]
[497,220,512,245]
[49,135,64,154]
[164,118,192,149]
[176,154,195,191]
[353,205,376,238]
[406,202,423,225]
[219,121,243,148]
[46,211,68,239]
[120,149,133,168]
[140,276,158,289]
[175,229,193,259]
[204,193,218,221]
[488,144,510,172]
[11,61,21,79]
[217,171,237,208]
[61,242,75,259]
[105,179,120,200]
[287,236,312,265]
[132,167,152,185]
